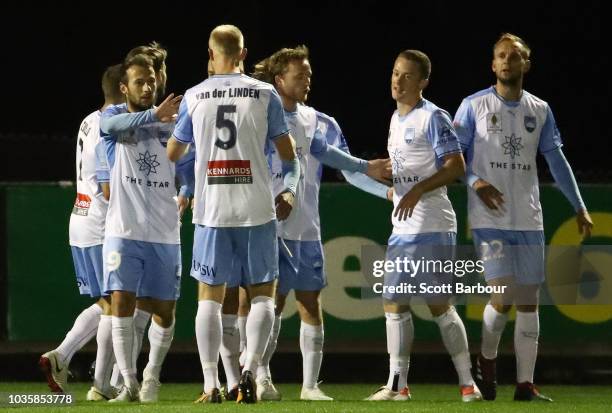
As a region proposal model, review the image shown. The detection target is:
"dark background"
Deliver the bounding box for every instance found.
[1,0,608,182]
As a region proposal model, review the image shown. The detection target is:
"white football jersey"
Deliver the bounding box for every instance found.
[269,104,318,240]
[174,73,289,228]
[69,110,108,247]
[388,99,461,235]
[454,87,562,231]
[102,104,180,244]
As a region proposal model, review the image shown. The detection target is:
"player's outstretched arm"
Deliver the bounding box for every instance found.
[394,152,466,220]
[309,131,392,181]
[274,133,300,221]
[341,170,390,200]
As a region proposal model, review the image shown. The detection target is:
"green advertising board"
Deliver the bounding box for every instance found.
[3,183,612,351]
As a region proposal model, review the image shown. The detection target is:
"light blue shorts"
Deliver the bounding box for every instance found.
[278,239,326,296]
[190,220,278,287]
[71,245,105,297]
[383,232,456,302]
[103,237,182,300]
[472,229,545,285]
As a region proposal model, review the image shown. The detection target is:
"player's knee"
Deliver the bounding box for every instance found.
[248,280,276,299]
[428,304,450,317]
[96,297,112,314]
[383,300,410,314]
[275,294,287,315]
[492,303,512,313]
[237,287,251,315]
[111,291,136,316]
[296,295,321,324]
[516,304,538,313]
[298,305,322,325]
[152,312,174,328]
[222,287,239,314]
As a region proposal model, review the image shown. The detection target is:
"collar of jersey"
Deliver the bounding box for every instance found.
[210,73,243,77]
[396,98,426,120]
[490,86,522,107]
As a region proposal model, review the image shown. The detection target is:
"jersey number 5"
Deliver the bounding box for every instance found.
[215,105,237,150]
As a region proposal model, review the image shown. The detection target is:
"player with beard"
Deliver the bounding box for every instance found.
[453,33,592,402]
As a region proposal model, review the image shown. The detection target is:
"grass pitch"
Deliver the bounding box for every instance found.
[1,382,610,412]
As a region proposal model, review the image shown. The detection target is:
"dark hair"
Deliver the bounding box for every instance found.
[252,45,309,85]
[120,54,155,84]
[101,63,123,102]
[125,41,167,72]
[397,49,431,80]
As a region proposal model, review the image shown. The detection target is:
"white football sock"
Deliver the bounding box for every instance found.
[111,316,138,389]
[515,311,539,383]
[482,302,509,359]
[385,312,413,391]
[93,315,114,392]
[220,314,241,389]
[132,308,151,372]
[55,303,102,365]
[435,306,473,386]
[238,315,248,354]
[300,321,324,389]
[243,296,274,373]
[144,318,174,380]
[196,300,222,393]
[110,364,121,389]
[257,315,282,380]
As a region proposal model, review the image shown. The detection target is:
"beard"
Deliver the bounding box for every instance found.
[497,72,521,87]
[128,95,153,111]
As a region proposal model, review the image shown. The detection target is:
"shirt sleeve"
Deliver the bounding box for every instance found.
[100,107,157,135]
[453,98,476,152]
[427,109,462,158]
[173,98,194,144]
[100,105,122,142]
[95,140,110,183]
[310,113,367,173]
[266,89,290,140]
[175,147,195,195]
[543,147,585,211]
[538,105,563,154]
[310,112,349,155]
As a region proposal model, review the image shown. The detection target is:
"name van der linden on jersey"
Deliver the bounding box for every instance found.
[196,88,261,100]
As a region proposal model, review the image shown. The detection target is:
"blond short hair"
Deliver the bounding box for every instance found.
[209,24,244,57]
[252,45,309,85]
[494,33,531,59]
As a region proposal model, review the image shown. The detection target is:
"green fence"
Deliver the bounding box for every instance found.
[3,183,612,351]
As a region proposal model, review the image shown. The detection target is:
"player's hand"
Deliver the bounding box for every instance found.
[473,178,505,211]
[155,93,183,123]
[275,191,295,221]
[177,195,190,218]
[394,184,424,220]
[366,158,392,181]
[576,209,593,239]
[386,187,394,202]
